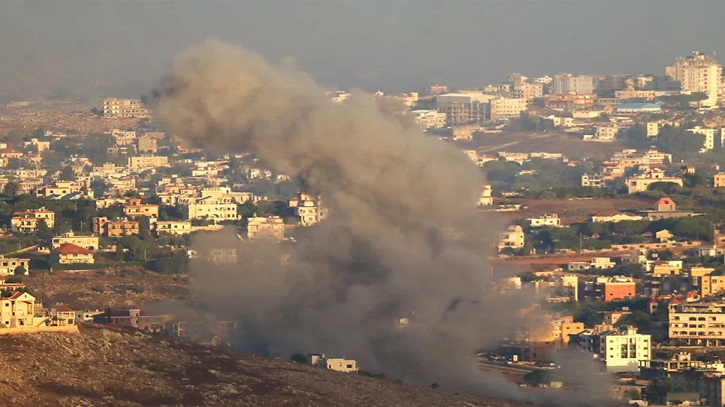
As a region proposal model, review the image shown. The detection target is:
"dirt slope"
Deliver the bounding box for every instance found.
[0,324,527,407]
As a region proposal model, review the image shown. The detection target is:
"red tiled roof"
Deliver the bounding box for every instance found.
[655,197,675,206]
[56,243,93,255]
[55,304,74,312]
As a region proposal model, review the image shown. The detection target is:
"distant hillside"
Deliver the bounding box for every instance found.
[0,324,527,407]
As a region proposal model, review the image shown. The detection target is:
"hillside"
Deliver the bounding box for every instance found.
[0,324,527,407]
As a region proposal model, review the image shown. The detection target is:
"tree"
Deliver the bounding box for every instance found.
[13,266,26,276]
[657,125,705,155]
[36,219,53,240]
[59,165,76,181]
[290,353,308,364]
[2,181,19,197]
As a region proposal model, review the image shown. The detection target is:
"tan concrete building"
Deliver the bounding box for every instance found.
[11,208,55,232]
[490,97,527,120]
[669,302,725,346]
[103,98,149,118]
[51,232,99,251]
[497,225,524,252]
[93,217,140,237]
[154,221,192,236]
[626,169,683,194]
[52,243,94,264]
[0,255,29,276]
[247,216,285,240]
[127,155,169,170]
[714,173,725,188]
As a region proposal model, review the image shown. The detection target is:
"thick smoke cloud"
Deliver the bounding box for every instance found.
[152,41,610,406]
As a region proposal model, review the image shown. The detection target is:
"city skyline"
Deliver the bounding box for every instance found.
[2,1,725,100]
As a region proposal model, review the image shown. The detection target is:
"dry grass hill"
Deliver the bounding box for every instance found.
[0,324,527,407]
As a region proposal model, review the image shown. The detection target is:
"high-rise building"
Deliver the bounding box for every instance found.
[666,51,723,107]
[552,73,594,95]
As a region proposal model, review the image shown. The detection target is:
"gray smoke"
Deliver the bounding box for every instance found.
[152,40,611,406]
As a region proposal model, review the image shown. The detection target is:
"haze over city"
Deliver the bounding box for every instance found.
[2,1,725,99]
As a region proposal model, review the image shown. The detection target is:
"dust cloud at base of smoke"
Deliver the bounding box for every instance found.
[150,40,613,406]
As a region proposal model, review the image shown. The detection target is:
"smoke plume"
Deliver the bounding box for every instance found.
[152,40,611,405]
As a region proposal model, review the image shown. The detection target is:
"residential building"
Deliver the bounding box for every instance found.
[183,203,238,223]
[409,110,447,129]
[489,97,527,120]
[669,302,725,346]
[123,201,159,219]
[526,214,561,228]
[615,90,656,101]
[11,208,55,232]
[137,135,158,153]
[666,51,722,107]
[103,98,149,118]
[479,184,494,206]
[110,129,137,146]
[289,193,328,226]
[599,326,651,373]
[568,257,617,272]
[0,255,29,276]
[308,354,359,373]
[154,221,192,236]
[52,243,94,264]
[50,305,76,326]
[93,217,140,237]
[626,169,683,194]
[0,292,39,328]
[247,216,285,240]
[687,126,716,151]
[581,174,605,188]
[595,125,619,141]
[715,173,725,188]
[600,276,636,302]
[615,103,662,114]
[436,93,496,125]
[127,155,169,170]
[591,210,643,223]
[646,122,659,137]
[544,93,595,110]
[552,73,594,95]
[35,181,83,199]
[51,231,99,251]
[497,225,525,252]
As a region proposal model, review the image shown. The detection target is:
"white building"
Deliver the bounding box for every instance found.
[687,126,716,151]
[666,51,722,108]
[525,214,561,228]
[497,225,525,252]
[599,326,651,373]
[568,257,616,272]
[184,203,238,223]
[409,110,447,129]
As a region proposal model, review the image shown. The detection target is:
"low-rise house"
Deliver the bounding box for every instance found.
[0,255,29,276]
[308,354,359,373]
[50,305,76,326]
[183,203,238,223]
[11,208,54,232]
[568,257,616,272]
[526,214,561,228]
[52,243,94,264]
[154,221,192,236]
[247,216,285,240]
[626,169,683,194]
[51,231,99,251]
[590,210,643,223]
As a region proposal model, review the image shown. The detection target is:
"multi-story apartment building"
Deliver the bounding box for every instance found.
[103,98,149,118]
[666,51,722,107]
[436,93,496,125]
[183,203,238,223]
[52,243,94,264]
[490,97,528,120]
[669,302,725,346]
[599,326,651,373]
[35,181,83,198]
[123,200,159,219]
[288,193,328,226]
[110,129,137,146]
[137,135,158,153]
[409,110,447,129]
[127,155,169,170]
[552,73,594,95]
[581,174,605,188]
[687,126,716,151]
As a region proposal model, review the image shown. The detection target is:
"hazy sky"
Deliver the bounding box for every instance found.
[1,1,724,100]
